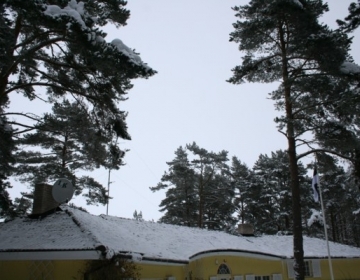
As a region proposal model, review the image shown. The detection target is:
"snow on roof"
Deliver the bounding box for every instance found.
[0,207,360,262]
[0,210,99,252]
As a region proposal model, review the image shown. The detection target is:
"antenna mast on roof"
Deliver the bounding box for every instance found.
[313,156,334,280]
[106,137,119,215]
[106,168,113,215]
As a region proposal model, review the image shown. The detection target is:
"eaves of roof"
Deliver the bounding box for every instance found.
[189,248,287,261]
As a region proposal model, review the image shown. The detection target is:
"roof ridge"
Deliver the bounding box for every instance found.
[63,207,110,257]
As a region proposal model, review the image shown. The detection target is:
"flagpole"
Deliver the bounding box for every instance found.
[317,169,334,280]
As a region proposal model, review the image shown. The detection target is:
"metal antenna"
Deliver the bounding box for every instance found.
[314,155,334,280]
[106,137,119,215]
[106,168,111,215]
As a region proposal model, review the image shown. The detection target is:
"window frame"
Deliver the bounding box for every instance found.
[255,276,270,280]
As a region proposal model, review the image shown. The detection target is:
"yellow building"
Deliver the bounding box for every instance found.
[1,205,360,280]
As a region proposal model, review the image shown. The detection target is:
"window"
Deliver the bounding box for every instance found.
[287,259,322,278]
[29,261,54,280]
[304,261,312,277]
[216,264,231,280]
[255,276,270,280]
[272,274,282,280]
[217,264,231,274]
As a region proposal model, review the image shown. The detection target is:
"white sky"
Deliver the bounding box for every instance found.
[8,0,360,222]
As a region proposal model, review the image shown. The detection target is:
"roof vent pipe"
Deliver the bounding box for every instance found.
[238,224,255,236]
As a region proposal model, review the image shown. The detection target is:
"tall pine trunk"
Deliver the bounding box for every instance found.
[279,22,305,280]
[198,174,204,228]
[330,210,337,242]
[0,15,22,105]
[288,135,304,280]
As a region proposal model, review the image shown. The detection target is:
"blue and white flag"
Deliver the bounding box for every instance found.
[312,166,320,203]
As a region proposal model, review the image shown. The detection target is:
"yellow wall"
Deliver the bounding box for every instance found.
[283,258,360,280]
[188,254,284,279]
[0,259,186,279]
[140,262,185,279]
[320,258,360,280]
[1,256,360,280]
[0,260,86,280]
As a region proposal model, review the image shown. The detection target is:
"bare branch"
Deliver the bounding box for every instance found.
[296,148,353,161]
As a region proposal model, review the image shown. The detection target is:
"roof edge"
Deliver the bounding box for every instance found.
[189,249,286,260]
[141,256,188,265]
[63,207,104,250]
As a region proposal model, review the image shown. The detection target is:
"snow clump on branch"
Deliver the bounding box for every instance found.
[43,0,87,30]
[43,0,150,70]
[111,39,148,68]
[340,61,360,74]
[288,0,303,8]
[307,209,323,227]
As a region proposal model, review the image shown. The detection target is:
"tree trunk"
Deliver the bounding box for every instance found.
[288,132,305,280]
[279,21,305,280]
[0,15,22,104]
[241,201,245,224]
[285,215,290,231]
[330,209,337,242]
[61,134,68,171]
[198,176,204,228]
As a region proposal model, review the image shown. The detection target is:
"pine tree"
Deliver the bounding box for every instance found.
[251,150,309,234]
[344,173,360,246]
[337,0,360,32]
[133,210,144,221]
[230,156,253,225]
[150,146,198,227]
[203,171,236,231]
[306,154,360,246]
[0,114,15,218]
[1,0,154,133]
[186,142,234,229]
[252,151,290,234]
[0,0,155,208]
[151,143,235,230]
[228,1,351,278]
[14,99,124,205]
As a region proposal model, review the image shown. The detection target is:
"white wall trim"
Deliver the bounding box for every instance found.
[136,259,186,266]
[190,251,283,261]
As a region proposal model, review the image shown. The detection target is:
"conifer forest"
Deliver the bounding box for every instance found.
[1,1,360,280]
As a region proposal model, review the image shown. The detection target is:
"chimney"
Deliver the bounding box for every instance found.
[31,183,60,216]
[238,224,254,236]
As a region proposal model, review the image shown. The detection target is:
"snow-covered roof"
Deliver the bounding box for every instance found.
[0,207,360,262]
[0,209,98,252]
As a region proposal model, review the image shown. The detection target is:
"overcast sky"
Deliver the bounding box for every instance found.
[9,0,360,221]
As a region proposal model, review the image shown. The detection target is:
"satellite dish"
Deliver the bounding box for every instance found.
[52,178,74,203]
